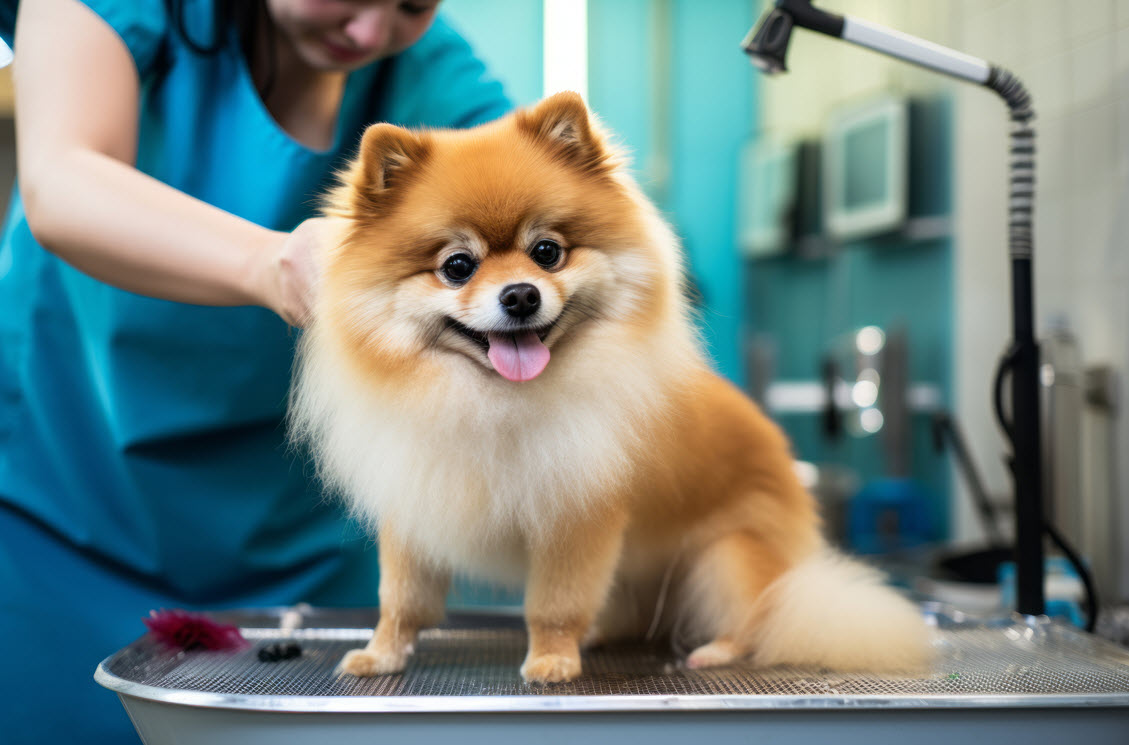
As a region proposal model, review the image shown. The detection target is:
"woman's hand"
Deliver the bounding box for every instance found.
[14,0,347,323]
[255,217,346,328]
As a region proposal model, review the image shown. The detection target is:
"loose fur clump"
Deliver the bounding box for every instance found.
[290,91,934,683]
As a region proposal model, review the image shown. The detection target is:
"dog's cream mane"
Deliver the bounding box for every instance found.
[291,187,703,584]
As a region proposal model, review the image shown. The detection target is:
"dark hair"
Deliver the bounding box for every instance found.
[162,0,278,96]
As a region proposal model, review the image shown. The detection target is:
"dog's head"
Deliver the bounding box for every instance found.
[319,92,686,386]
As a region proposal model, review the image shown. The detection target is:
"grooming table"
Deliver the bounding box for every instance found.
[96,605,1129,745]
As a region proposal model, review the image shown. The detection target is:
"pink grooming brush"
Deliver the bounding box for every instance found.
[143,609,249,652]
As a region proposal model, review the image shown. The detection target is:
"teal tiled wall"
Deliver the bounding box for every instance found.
[443,0,544,107]
[746,97,955,543]
[590,0,757,385]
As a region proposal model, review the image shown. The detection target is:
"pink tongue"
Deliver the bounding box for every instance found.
[486,331,551,382]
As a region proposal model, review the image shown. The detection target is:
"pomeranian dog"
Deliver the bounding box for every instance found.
[291,92,933,684]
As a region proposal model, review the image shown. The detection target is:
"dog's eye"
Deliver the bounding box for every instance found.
[531,240,562,269]
[441,253,476,283]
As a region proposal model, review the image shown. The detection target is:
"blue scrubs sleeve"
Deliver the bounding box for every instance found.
[79,0,168,75]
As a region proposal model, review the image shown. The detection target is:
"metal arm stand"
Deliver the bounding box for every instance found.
[986,70,1044,615]
[743,0,1047,616]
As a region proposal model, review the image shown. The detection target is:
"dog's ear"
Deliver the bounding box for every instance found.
[516,91,611,174]
[347,123,431,214]
[358,122,430,191]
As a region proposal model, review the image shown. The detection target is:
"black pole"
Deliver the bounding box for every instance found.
[1010,258,1045,615]
[986,67,1044,616]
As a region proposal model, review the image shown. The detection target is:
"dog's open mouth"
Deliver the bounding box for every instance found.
[445,318,554,383]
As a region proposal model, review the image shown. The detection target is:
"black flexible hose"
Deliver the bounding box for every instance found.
[993,345,1018,442]
[995,350,1100,630]
[985,68,1098,630]
[985,67,1035,262]
[995,344,1100,630]
[1045,522,1099,633]
[984,65,1046,615]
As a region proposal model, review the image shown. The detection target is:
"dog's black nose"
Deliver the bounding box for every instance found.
[499,283,541,319]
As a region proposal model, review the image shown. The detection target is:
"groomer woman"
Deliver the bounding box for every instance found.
[0,1,509,741]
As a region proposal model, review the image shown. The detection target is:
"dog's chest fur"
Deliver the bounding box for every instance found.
[292,330,688,583]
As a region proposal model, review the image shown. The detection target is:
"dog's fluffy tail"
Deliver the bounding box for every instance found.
[750,550,935,672]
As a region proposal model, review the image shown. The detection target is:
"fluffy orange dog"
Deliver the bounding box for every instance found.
[291,92,932,684]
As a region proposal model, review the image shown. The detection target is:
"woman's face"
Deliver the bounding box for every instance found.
[268,0,441,71]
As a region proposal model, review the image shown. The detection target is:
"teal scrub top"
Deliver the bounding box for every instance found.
[0,0,509,598]
[0,2,510,741]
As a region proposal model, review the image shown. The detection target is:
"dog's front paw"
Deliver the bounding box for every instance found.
[686,639,744,669]
[521,652,582,684]
[338,645,411,677]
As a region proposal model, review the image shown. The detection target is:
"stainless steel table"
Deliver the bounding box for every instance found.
[95,605,1129,744]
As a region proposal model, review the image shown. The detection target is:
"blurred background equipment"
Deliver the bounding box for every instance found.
[743,0,1051,618]
[823,95,908,242]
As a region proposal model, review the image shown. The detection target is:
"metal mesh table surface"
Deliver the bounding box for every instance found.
[96,606,1129,712]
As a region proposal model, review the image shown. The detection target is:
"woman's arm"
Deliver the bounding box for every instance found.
[13,0,315,325]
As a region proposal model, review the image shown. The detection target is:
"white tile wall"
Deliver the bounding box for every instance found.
[1116,25,1129,100]
[1069,105,1117,285]
[1119,94,1129,168]
[1028,0,1068,58]
[1028,51,1071,119]
[1067,0,1115,43]
[1071,33,1115,109]
[953,1,1129,599]
[1034,117,1071,292]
